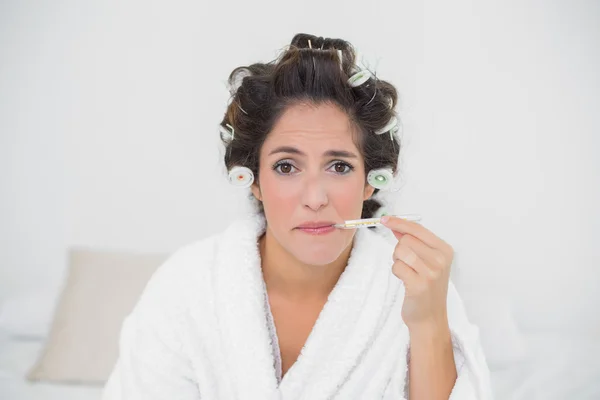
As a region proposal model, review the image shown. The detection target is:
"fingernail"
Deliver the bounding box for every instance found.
[381,216,389,224]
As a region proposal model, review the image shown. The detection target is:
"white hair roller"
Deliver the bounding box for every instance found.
[219,123,235,142]
[347,70,373,87]
[373,206,389,219]
[228,166,254,188]
[375,116,400,141]
[374,116,398,135]
[228,68,252,95]
[367,168,394,190]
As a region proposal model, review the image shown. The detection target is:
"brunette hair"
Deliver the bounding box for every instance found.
[220,33,401,218]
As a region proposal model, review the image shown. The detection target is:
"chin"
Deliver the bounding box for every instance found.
[289,239,349,266]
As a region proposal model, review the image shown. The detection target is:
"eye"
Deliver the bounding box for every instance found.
[273,161,297,175]
[329,161,354,174]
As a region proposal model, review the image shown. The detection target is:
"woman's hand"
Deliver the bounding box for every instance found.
[380,215,454,331]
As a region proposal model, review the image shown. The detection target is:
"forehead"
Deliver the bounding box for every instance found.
[263,102,359,151]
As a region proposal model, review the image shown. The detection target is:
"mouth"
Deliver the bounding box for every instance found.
[295,221,337,235]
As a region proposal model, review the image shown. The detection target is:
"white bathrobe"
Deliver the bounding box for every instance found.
[103,213,493,399]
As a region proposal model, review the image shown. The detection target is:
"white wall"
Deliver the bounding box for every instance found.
[1,0,599,335]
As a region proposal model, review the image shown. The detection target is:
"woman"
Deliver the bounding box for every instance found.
[103,33,493,399]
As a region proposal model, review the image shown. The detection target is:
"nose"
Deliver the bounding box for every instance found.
[301,173,329,212]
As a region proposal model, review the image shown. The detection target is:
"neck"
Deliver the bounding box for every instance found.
[259,226,353,302]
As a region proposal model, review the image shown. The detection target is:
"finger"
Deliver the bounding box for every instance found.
[389,230,405,242]
[395,234,449,270]
[393,243,436,280]
[392,259,420,287]
[382,215,447,250]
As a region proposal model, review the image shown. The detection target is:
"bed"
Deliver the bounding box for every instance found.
[2,332,600,399]
[1,248,599,399]
[0,336,102,400]
[491,332,600,399]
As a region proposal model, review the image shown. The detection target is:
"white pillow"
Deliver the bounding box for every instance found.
[26,248,168,384]
[0,289,58,339]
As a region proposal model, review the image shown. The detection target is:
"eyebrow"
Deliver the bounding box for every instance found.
[268,146,358,159]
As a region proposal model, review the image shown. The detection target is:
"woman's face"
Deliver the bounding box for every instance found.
[251,102,375,266]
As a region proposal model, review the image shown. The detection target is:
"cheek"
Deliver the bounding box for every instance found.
[328,179,366,213]
[259,173,299,213]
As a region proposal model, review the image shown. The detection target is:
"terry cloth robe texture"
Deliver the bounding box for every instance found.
[103,213,493,399]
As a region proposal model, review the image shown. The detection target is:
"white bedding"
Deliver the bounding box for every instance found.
[1,331,599,399]
[0,337,102,400]
[491,332,600,399]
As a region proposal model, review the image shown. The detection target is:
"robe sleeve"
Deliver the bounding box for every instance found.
[102,251,201,400]
[446,281,494,399]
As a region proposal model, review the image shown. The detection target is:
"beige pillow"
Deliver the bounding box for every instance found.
[27,247,168,384]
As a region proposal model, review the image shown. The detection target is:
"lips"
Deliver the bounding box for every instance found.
[297,221,335,229]
[295,221,337,235]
